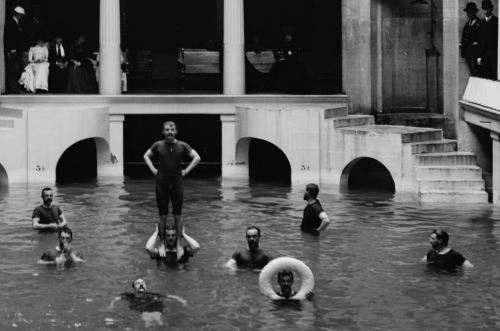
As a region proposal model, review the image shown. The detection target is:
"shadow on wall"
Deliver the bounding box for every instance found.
[248,138,291,184]
[56,138,97,183]
[340,157,395,193]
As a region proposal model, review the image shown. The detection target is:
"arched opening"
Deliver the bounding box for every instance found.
[248,138,291,184]
[340,157,395,193]
[0,162,8,187]
[56,138,97,183]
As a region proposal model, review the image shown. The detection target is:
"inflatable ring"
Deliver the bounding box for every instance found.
[258,256,314,300]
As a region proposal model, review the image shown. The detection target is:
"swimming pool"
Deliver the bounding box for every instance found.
[1,178,499,330]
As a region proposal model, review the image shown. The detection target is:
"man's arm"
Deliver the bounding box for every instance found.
[225,252,239,272]
[145,225,160,258]
[58,213,68,228]
[315,212,330,232]
[462,260,474,268]
[182,149,201,176]
[32,217,59,231]
[143,148,158,177]
[182,229,200,256]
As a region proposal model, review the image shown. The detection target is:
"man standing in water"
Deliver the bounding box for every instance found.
[32,187,68,231]
[144,121,201,260]
[38,227,85,265]
[300,183,330,235]
[225,226,273,271]
[423,229,474,270]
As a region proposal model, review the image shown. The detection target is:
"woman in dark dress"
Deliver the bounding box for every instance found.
[66,35,98,93]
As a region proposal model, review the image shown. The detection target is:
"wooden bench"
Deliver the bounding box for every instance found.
[177,48,275,89]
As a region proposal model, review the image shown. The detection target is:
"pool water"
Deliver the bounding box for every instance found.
[1,178,500,330]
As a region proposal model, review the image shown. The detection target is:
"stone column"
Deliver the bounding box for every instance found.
[99,0,122,95]
[0,0,6,94]
[223,0,245,95]
[491,132,500,204]
[100,114,124,178]
[221,114,247,178]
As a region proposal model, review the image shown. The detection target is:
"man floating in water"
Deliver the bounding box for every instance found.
[145,224,200,267]
[225,226,273,272]
[32,187,68,231]
[300,183,330,235]
[38,227,85,265]
[109,278,187,328]
[143,121,201,260]
[422,229,474,270]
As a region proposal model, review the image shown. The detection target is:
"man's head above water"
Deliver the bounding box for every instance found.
[245,225,261,251]
[132,278,147,293]
[162,121,178,143]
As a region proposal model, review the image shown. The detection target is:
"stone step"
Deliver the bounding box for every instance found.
[401,129,442,143]
[416,152,477,166]
[411,139,457,154]
[0,119,14,128]
[0,107,22,119]
[416,166,483,180]
[419,190,488,203]
[418,179,485,191]
[331,115,374,128]
[324,106,348,118]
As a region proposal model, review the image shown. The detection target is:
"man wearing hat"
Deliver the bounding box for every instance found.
[478,0,498,80]
[460,2,482,76]
[4,6,26,93]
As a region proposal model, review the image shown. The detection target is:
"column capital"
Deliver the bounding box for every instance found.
[109,114,125,122]
[220,114,236,122]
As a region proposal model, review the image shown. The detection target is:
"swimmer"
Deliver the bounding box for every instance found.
[300,183,330,235]
[109,278,187,328]
[225,226,273,271]
[276,269,313,300]
[38,227,85,265]
[32,187,68,231]
[422,229,474,269]
[145,224,200,267]
[143,121,201,260]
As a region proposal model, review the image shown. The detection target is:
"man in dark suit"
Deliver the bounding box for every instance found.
[460,2,482,77]
[4,6,26,93]
[478,0,498,80]
[49,35,69,93]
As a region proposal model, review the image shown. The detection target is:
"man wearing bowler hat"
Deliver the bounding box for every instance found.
[460,2,482,76]
[478,0,498,80]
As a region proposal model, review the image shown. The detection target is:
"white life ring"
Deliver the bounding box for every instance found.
[258,256,314,300]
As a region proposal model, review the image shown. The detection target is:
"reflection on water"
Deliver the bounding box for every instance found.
[1,178,500,330]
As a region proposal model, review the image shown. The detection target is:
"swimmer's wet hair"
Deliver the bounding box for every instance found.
[58,226,72,240]
[432,229,449,246]
[165,224,176,232]
[278,269,294,281]
[246,225,261,237]
[306,183,319,199]
[41,187,52,197]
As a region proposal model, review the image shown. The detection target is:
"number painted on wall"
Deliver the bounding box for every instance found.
[300,165,310,171]
[35,165,45,171]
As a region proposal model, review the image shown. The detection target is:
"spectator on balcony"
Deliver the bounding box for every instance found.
[67,35,98,93]
[4,6,26,93]
[19,37,50,93]
[478,0,498,80]
[49,35,69,93]
[460,2,482,77]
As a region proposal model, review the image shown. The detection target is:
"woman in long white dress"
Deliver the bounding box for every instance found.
[19,39,50,93]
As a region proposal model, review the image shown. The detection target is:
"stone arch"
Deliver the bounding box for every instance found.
[56,137,110,183]
[0,162,8,187]
[236,137,291,182]
[340,157,395,193]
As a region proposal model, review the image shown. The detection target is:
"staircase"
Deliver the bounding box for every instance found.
[325,107,488,203]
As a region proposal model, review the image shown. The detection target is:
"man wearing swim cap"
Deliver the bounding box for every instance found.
[38,227,85,265]
[225,226,273,271]
[422,229,473,270]
[145,224,200,267]
[300,183,330,235]
[143,121,201,261]
[32,187,68,231]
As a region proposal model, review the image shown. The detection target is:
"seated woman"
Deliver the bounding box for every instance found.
[19,38,50,93]
[66,35,98,93]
